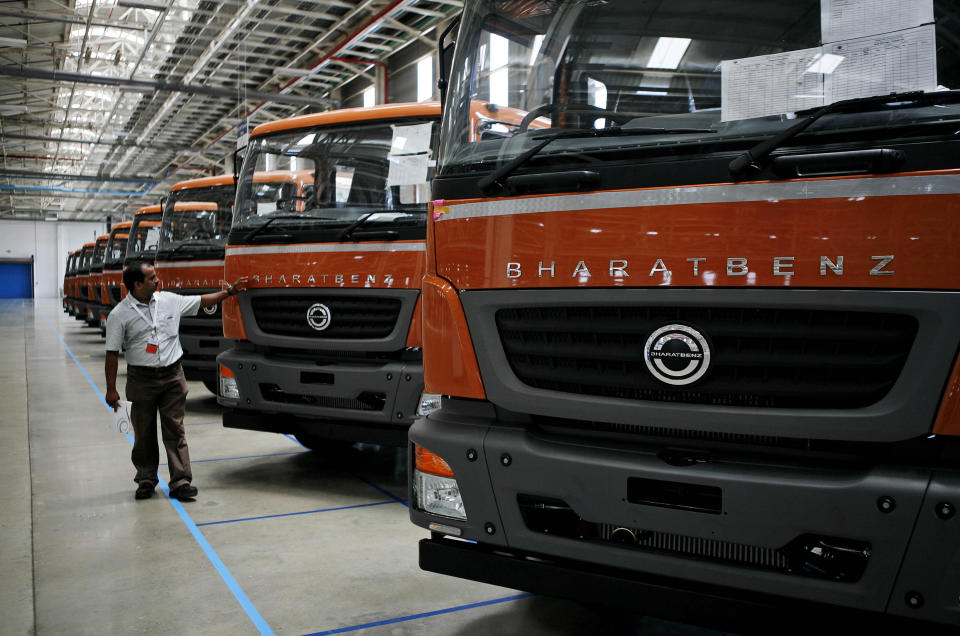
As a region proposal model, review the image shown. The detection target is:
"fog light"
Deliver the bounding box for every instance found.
[417,392,442,416]
[219,365,239,399]
[415,471,467,520]
[413,445,466,520]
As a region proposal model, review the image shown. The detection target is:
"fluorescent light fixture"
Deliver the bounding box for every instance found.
[647,37,691,70]
[274,67,313,77]
[0,37,28,48]
[116,0,166,10]
[805,53,844,75]
[0,104,28,115]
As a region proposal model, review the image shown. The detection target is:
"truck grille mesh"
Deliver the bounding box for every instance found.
[496,306,917,409]
[251,295,401,339]
[597,524,790,571]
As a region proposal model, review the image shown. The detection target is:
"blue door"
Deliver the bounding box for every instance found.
[0,260,33,298]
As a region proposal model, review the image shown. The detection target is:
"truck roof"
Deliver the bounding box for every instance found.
[251,102,441,138]
[134,205,162,215]
[111,221,133,231]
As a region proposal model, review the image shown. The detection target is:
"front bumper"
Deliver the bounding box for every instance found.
[217,346,422,444]
[179,331,229,381]
[409,400,960,627]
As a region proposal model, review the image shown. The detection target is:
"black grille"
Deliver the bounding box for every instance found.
[496,306,917,409]
[181,323,224,337]
[251,295,401,339]
[79,285,89,298]
[259,383,385,410]
[109,286,121,304]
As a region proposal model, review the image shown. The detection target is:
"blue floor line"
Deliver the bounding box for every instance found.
[285,432,409,507]
[161,450,308,466]
[196,500,399,526]
[354,475,408,507]
[303,593,532,636]
[39,309,275,636]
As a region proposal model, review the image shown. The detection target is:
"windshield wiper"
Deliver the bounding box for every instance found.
[478,126,714,195]
[338,212,378,242]
[729,89,960,179]
[241,214,323,242]
[162,239,220,260]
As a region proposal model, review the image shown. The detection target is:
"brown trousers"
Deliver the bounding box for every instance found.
[125,363,192,489]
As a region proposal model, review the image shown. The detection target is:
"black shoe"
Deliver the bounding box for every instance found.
[169,484,198,500]
[135,483,155,500]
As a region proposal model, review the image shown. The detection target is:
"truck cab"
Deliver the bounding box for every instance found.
[87,234,110,330]
[102,222,131,312]
[74,242,95,322]
[155,177,236,392]
[64,249,80,314]
[217,102,441,449]
[410,0,960,630]
[122,205,163,295]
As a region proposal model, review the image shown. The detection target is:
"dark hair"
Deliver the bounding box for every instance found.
[122,261,148,291]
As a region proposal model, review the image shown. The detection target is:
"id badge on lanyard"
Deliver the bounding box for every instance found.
[130,298,160,355]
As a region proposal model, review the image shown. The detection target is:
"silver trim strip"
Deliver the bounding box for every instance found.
[438,174,960,222]
[226,242,426,256]
[155,260,225,268]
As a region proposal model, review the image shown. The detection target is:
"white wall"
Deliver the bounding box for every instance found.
[0,220,106,298]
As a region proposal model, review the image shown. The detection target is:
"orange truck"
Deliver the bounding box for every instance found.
[101,222,131,313]
[73,242,96,323]
[154,178,238,392]
[63,249,81,314]
[86,234,110,330]
[216,103,441,448]
[409,1,960,631]
[123,204,163,287]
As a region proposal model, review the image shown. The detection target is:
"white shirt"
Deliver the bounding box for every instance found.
[105,291,202,367]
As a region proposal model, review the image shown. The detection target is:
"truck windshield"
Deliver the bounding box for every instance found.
[126,214,161,262]
[159,186,234,258]
[92,241,107,269]
[80,248,93,271]
[105,234,128,268]
[232,119,437,241]
[440,0,960,176]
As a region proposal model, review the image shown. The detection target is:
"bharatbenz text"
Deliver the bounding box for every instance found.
[410,0,960,631]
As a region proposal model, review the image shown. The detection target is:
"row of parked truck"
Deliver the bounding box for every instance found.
[62,0,959,630]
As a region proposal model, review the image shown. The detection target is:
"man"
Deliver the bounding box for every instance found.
[105,261,248,501]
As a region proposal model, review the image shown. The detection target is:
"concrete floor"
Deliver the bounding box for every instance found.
[0,299,737,636]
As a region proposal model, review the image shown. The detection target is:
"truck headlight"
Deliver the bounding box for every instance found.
[417,392,442,417]
[219,364,239,399]
[413,444,466,520]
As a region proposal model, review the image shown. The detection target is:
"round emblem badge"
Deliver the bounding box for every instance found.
[306,303,332,331]
[643,323,711,386]
[202,304,218,316]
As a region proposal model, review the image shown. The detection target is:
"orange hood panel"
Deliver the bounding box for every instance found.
[433,171,960,291]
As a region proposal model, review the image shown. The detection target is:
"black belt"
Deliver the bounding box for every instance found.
[127,358,182,375]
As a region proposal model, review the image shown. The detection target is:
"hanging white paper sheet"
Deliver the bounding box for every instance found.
[390,123,433,155]
[721,48,824,122]
[111,400,133,434]
[821,0,933,44]
[825,24,937,102]
[387,154,429,187]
